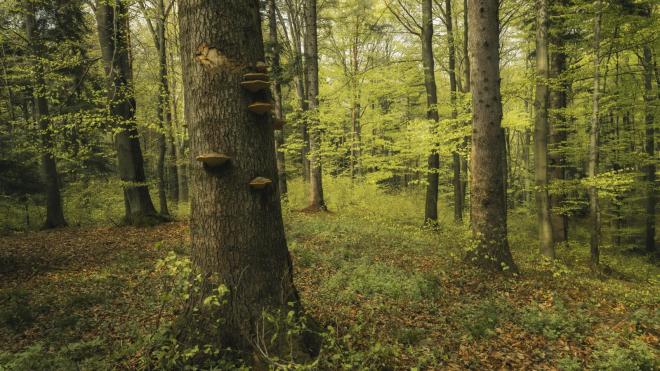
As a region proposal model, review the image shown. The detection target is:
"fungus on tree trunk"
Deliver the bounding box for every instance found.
[249,177,272,189]
[240,80,271,92]
[248,102,273,114]
[196,152,231,168]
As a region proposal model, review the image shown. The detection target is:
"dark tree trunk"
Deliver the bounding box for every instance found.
[24,0,67,229]
[177,0,316,360]
[466,0,518,273]
[305,0,326,210]
[422,0,440,224]
[642,45,655,253]
[534,0,555,258]
[588,0,602,266]
[95,0,158,223]
[269,0,288,197]
[446,0,463,223]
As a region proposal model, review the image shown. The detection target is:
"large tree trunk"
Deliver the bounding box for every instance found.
[447,0,463,223]
[305,0,326,210]
[642,45,655,253]
[24,0,67,229]
[95,0,158,223]
[534,0,555,258]
[269,0,288,197]
[466,0,518,273]
[549,15,569,244]
[588,0,602,266]
[177,0,316,361]
[422,0,440,224]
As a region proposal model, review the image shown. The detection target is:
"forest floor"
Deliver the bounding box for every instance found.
[0,180,658,370]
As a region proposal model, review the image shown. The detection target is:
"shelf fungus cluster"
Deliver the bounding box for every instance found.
[242,63,273,116]
[196,152,231,168]
[249,177,272,190]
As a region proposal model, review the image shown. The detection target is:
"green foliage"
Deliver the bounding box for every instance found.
[0,290,36,332]
[519,298,591,340]
[592,337,658,371]
[458,298,509,339]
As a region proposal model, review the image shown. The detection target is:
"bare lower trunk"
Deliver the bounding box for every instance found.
[466,0,518,273]
[177,0,317,361]
[95,0,158,223]
[422,0,440,224]
[534,0,554,258]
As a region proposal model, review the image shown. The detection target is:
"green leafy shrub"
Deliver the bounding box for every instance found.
[592,338,657,371]
[459,299,509,339]
[0,289,37,331]
[556,355,582,371]
[519,299,591,340]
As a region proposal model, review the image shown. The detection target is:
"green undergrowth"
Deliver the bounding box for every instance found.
[0,178,658,369]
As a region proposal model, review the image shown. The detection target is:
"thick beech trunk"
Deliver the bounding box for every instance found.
[422,0,440,224]
[95,0,158,223]
[305,0,326,210]
[534,0,555,258]
[177,0,316,360]
[270,0,288,197]
[466,0,518,273]
[24,0,67,229]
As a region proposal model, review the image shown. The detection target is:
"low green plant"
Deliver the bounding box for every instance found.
[519,298,591,340]
[591,337,657,371]
[459,298,508,339]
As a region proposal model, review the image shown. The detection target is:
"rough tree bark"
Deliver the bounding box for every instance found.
[269,0,288,197]
[534,0,555,258]
[588,0,602,266]
[95,0,158,223]
[466,0,518,273]
[446,0,463,223]
[305,0,326,210]
[422,0,440,224]
[24,0,67,229]
[177,0,317,361]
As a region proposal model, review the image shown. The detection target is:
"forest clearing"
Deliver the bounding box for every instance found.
[0,0,658,369]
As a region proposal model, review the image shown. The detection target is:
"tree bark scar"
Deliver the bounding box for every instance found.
[195,43,243,72]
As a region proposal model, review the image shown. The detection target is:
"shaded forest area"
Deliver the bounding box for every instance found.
[0,0,658,369]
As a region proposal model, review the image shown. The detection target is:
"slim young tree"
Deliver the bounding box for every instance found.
[534,0,555,258]
[95,0,159,223]
[24,0,67,229]
[177,0,316,360]
[269,0,288,196]
[467,0,518,273]
[446,0,463,223]
[588,0,602,266]
[641,44,655,253]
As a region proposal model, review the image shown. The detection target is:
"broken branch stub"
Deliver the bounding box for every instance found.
[240,80,270,93]
[195,43,240,71]
[273,118,286,130]
[196,152,231,168]
[248,102,273,115]
[249,177,272,190]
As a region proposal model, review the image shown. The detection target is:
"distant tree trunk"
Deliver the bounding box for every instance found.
[462,0,470,93]
[534,0,555,258]
[467,0,518,273]
[177,0,317,360]
[350,37,362,178]
[642,45,655,253]
[269,0,288,197]
[549,13,569,244]
[588,0,602,266]
[169,46,188,203]
[305,0,326,210]
[24,0,67,229]
[447,0,463,223]
[422,0,440,224]
[95,0,158,223]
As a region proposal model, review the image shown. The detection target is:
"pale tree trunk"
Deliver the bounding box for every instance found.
[467,0,518,273]
[305,0,326,210]
[177,0,317,360]
[95,0,158,223]
[588,0,602,266]
[642,45,655,253]
[350,36,362,178]
[447,0,463,223]
[534,0,555,258]
[269,0,288,197]
[24,0,67,229]
[549,9,569,244]
[422,0,440,224]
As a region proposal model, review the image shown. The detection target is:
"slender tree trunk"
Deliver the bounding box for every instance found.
[269,0,288,197]
[95,0,158,223]
[305,0,326,210]
[462,0,470,93]
[588,1,602,266]
[24,0,67,229]
[169,45,189,203]
[642,45,655,253]
[447,0,463,223]
[422,0,440,224]
[466,0,518,273]
[177,0,317,360]
[534,0,555,258]
[350,40,362,179]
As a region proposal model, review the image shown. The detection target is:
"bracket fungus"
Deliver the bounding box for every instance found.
[196,152,231,168]
[247,102,273,115]
[255,61,269,73]
[249,177,272,190]
[243,72,269,81]
[240,80,270,93]
[273,118,286,130]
